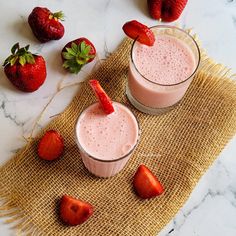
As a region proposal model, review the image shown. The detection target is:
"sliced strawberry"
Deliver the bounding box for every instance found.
[122,20,155,46]
[60,195,93,226]
[37,130,64,161]
[133,164,164,199]
[89,80,114,114]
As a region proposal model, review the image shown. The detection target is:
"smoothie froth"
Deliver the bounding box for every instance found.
[77,102,139,160]
[133,34,196,85]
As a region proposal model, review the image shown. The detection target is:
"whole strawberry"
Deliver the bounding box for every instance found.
[147,0,162,20]
[61,38,96,74]
[28,7,65,43]
[147,0,188,22]
[3,43,47,92]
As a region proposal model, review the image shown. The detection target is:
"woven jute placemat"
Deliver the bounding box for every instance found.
[0,37,236,236]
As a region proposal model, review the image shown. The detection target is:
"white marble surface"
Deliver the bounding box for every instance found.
[0,0,236,235]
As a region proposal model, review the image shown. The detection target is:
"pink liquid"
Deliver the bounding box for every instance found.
[76,102,139,177]
[129,34,197,109]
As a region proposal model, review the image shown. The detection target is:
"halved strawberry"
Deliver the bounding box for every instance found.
[60,195,93,226]
[37,130,64,161]
[89,80,114,114]
[133,164,164,199]
[122,20,155,46]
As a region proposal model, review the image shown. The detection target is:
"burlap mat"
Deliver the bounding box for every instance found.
[0,37,236,236]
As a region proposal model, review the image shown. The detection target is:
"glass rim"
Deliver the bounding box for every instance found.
[74,101,140,163]
[130,25,201,87]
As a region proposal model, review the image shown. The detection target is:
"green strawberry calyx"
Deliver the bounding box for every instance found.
[62,41,95,74]
[49,11,64,21]
[3,43,35,67]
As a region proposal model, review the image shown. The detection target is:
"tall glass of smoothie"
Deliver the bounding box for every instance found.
[75,101,139,178]
[127,25,200,115]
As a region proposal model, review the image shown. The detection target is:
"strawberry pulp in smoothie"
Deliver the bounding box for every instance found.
[127,26,200,114]
[75,102,139,178]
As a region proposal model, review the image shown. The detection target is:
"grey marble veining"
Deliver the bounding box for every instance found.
[0,0,236,235]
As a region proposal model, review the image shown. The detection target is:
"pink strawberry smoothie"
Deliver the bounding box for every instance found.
[128,30,200,111]
[75,102,139,178]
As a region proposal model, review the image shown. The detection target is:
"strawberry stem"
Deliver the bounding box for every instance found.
[3,43,35,67]
[49,11,64,21]
[62,41,94,74]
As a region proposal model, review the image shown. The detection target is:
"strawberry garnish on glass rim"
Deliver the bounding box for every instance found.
[122,20,155,46]
[89,80,114,115]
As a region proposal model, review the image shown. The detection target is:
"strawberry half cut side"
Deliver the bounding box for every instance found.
[60,195,94,226]
[89,80,114,115]
[133,164,164,199]
[122,20,155,46]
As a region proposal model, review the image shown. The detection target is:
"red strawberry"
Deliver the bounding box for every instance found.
[37,130,64,161]
[60,195,93,226]
[147,0,162,20]
[3,43,46,92]
[147,0,188,22]
[61,38,96,74]
[28,7,65,42]
[133,164,164,199]
[122,20,155,46]
[162,0,188,22]
[89,80,114,115]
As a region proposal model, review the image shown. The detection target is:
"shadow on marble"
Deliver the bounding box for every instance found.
[10,16,39,44]
[46,48,68,76]
[132,0,149,17]
[0,67,20,93]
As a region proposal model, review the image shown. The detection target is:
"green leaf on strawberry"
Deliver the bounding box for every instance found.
[19,56,26,66]
[62,40,96,74]
[11,43,20,54]
[3,43,35,67]
[49,11,64,21]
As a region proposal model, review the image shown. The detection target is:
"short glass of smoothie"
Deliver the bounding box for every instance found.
[127,25,200,115]
[75,102,139,178]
